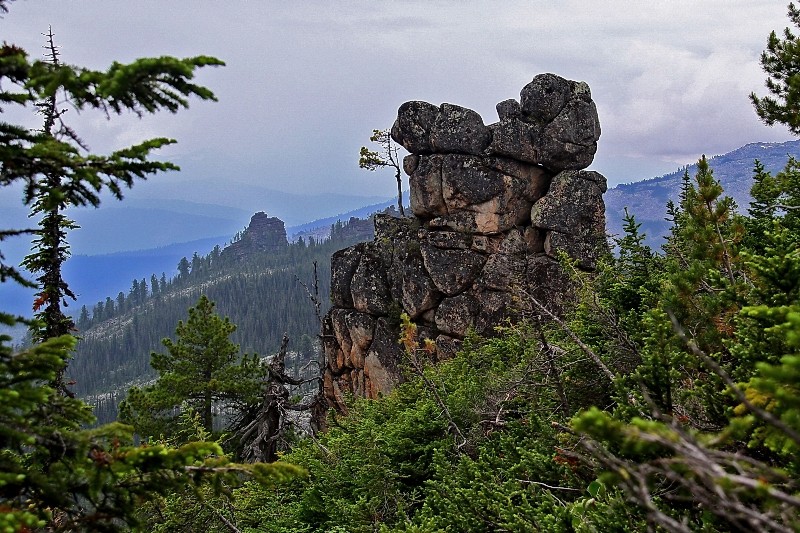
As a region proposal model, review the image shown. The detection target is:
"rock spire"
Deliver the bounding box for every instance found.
[322,74,608,411]
[222,212,287,261]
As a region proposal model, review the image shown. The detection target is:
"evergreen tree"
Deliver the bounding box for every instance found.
[18,29,79,395]
[177,256,191,279]
[562,155,800,530]
[116,290,126,314]
[752,2,800,134]
[129,278,140,305]
[120,295,264,437]
[104,296,115,317]
[76,304,90,331]
[191,251,202,276]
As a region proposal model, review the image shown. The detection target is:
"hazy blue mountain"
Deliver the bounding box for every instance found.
[286,191,409,240]
[0,198,250,322]
[605,139,800,248]
[2,199,248,255]
[1,236,232,321]
[2,179,392,254]
[68,208,244,255]
[120,177,392,227]
[0,191,396,328]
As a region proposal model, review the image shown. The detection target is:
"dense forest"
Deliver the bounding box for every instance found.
[69,219,371,423]
[2,1,800,532]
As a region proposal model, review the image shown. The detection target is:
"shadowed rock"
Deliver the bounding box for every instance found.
[221,212,287,260]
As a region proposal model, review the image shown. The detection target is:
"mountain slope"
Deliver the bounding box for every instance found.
[123,178,392,227]
[605,139,800,247]
[70,218,374,423]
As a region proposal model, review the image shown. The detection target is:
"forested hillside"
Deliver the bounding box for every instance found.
[71,218,373,422]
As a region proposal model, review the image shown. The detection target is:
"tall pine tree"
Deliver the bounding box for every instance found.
[121,295,264,437]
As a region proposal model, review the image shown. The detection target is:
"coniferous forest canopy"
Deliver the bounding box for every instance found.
[2,2,800,533]
[70,222,367,424]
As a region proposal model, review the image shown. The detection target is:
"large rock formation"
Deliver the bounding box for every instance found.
[322,74,607,411]
[222,212,288,260]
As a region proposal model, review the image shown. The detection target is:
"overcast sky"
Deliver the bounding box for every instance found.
[3,1,795,201]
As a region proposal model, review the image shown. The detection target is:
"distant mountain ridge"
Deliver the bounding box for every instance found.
[286,192,408,241]
[0,195,396,321]
[3,140,795,333]
[605,139,800,247]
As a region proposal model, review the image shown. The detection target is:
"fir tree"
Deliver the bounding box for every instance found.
[0,15,302,531]
[177,256,190,279]
[116,290,126,314]
[76,304,90,331]
[752,2,800,134]
[120,295,264,436]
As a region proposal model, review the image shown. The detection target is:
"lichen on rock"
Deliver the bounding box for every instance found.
[321,74,608,413]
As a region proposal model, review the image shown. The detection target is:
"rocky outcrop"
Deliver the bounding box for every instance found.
[392,73,600,172]
[222,212,287,260]
[323,74,608,412]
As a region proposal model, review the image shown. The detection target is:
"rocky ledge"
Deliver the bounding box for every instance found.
[322,74,608,412]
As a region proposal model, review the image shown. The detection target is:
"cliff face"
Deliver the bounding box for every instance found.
[322,74,608,411]
[222,212,288,260]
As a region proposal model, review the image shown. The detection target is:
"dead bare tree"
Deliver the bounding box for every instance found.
[231,334,319,463]
[295,260,323,327]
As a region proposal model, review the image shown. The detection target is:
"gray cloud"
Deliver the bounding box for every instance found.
[3,0,794,202]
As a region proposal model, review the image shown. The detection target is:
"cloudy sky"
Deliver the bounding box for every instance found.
[3,1,795,203]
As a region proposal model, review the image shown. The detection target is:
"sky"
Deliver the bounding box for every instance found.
[2,1,796,203]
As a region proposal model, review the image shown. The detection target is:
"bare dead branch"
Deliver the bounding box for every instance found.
[526,293,617,382]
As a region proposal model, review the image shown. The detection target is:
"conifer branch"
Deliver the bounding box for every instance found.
[667,311,800,448]
[525,292,617,382]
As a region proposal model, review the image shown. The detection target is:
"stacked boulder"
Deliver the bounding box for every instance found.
[322,74,608,411]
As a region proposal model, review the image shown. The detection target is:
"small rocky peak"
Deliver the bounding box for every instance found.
[320,75,609,416]
[222,211,288,260]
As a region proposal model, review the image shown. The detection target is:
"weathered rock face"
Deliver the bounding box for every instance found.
[222,212,287,260]
[323,74,608,412]
[392,73,601,172]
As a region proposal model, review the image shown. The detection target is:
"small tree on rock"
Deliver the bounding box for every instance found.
[359,128,405,216]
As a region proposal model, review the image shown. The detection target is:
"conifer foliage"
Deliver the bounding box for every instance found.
[0,11,302,532]
[120,295,264,438]
[752,2,800,134]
